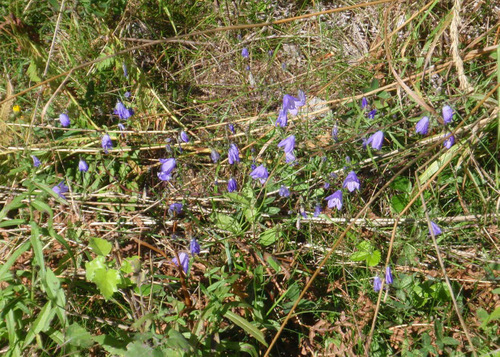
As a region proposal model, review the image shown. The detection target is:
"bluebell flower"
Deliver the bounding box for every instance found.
[228,123,235,133]
[169,203,183,214]
[332,124,339,141]
[211,149,220,163]
[78,159,89,172]
[122,63,128,78]
[59,113,70,127]
[415,116,430,135]
[325,190,342,210]
[442,105,453,124]
[228,144,240,165]
[278,135,295,153]
[241,48,249,58]
[343,171,360,192]
[158,158,176,181]
[279,185,290,197]
[373,276,382,292]
[285,151,296,164]
[245,65,250,71]
[345,156,351,163]
[296,90,306,107]
[276,108,288,127]
[52,181,69,200]
[443,133,455,149]
[227,177,237,192]
[250,165,269,184]
[124,91,131,98]
[385,266,393,284]
[180,131,189,143]
[117,123,126,131]
[32,155,41,167]
[368,109,377,119]
[323,182,330,189]
[361,97,368,109]
[429,221,442,236]
[300,208,307,218]
[314,205,322,217]
[250,163,256,170]
[113,101,134,120]
[365,131,384,150]
[102,134,113,154]
[172,252,189,274]
[190,238,200,256]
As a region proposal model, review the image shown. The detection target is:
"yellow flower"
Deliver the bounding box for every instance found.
[12,105,21,113]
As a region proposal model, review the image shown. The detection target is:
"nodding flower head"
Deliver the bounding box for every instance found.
[443,133,455,149]
[276,108,288,127]
[415,116,430,135]
[228,144,240,165]
[211,149,220,163]
[278,135,295,153]
[442,105,453,124]
[279,185,290,197]
[32,155,41,167]
[172,252,189,274]
[52,181,69,200]
[365,131,384,150]
[314,205,322,217]
[158,158,176,181]
[368,109,377,119]
[373,276,382,292]
[227,177,237,192]
[332,124,339,141]
[361,97,368,109]
[59,113,70,127]
[78,159,89,172]
[241,48,249,58]
[169,203,183,215]
[343,171,360,192]
[190,238,200,256]
[325,190,342,210]
[114,101,134,120]
[429,221,442,236]
[180,131,189,143]
[228,123,235,133]
[249,165,269,184]
[385,266,393,284]
[101,134,113,154]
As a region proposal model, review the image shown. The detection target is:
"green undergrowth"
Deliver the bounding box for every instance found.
[0,0,499,356]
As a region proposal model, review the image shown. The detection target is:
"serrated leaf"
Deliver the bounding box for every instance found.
[66,323,93,348]
[27,60,41,82]
[89,237,112,256]
[93,268,119,300]
[356,240,373,252]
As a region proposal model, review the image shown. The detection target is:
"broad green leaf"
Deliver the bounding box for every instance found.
[391,194,407,213]
[225,193,250,206]
[391,177,412,193]
[215,214,242,233]
[357,240,373,252]
[85,256,107,281]
[224,310,268,347]
[93,268,119,300]
[125,341,154,357]
[350,251,369,262]
[265,207,281,215]
[244,206,258,224]
[89,237,112,256]
[259,227,279,246]
[66,323,93,348]
[121,256,140,274]
[366,249,382,267]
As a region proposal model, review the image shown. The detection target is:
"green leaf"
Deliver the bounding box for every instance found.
[366,249,382,267]
[30,221,46,279]
[259,227,279,246]
[85,256,107,281]
[0,241,30,281]
[224,310,268,347]
[0,194,27,220]
[391,177,412,193]
[125,341,154,357]
[442,337,460,346]
[93,268,119,300]
[225,192,250,206]
[357,241,373,252]
[66,323,93,348]
[265,207,281,215]
[31,199,54,222]
[244,206,258,224]
[89,237,112,256]
[480,306,500,329]
[121,256,140,274]
[215,214,242,234]
[27,60,41,82]
[24,301,56,348]
[350,251,370,262]
[0,219,26,228]
[391,194,407,213]
[93,334,128,355]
